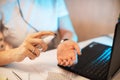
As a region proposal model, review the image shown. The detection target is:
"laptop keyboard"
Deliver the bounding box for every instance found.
[83,47,112,79]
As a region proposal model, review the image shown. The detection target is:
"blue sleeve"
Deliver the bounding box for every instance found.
[56,0,69,18]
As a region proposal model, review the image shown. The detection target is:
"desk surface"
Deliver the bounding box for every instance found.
[0,36,120,80]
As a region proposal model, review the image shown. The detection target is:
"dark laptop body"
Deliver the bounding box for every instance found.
[58,17,120,80]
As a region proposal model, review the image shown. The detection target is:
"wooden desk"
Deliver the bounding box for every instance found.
[0,36,119,80]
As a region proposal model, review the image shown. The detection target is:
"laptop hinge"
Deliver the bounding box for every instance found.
[118,14,120,22]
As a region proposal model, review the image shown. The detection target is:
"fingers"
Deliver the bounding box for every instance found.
[25,43,40,57]
[28,38,48,51]
[73,43,81,55]
[25,31,54,52]
[30,31,55,38]
[18,31,55,61]
[57,50,76,66]
[26,49,37,60]
[58,58,75,66]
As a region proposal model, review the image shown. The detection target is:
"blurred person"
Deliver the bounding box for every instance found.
[0,0,80,66]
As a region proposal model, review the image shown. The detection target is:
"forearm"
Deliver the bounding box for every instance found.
[59,15,78,42]
[0,48,18,66]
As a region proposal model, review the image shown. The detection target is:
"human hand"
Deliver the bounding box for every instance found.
[13,31,55,62]
[57,40,81,66]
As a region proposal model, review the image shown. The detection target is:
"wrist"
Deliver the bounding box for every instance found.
[60,38,69,43]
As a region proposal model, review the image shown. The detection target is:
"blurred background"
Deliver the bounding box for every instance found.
[65,0,120,42]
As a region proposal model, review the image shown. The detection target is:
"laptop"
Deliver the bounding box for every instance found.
[58,17,120,80]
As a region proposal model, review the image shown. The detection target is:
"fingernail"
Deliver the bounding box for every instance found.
[54,33,57,36]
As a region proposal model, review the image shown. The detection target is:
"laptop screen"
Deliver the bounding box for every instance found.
[107,21,120,79]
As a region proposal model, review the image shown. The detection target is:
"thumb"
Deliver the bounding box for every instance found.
[74,44,81,55]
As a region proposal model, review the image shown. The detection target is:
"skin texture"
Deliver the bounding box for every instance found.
[57,40,80,66]
[0,31,55,66]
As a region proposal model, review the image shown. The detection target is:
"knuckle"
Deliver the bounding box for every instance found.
[30,57,35,60]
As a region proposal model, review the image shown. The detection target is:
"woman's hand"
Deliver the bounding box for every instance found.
[57,40,81,66]
[13,31,55,62]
